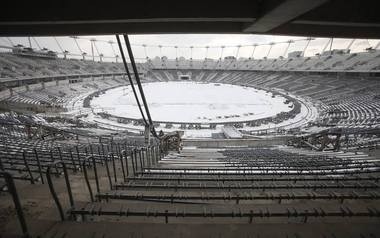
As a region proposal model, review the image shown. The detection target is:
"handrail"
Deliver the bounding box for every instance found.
[0,170,30,237]
[81,155,101,202]
[45,161,74,221]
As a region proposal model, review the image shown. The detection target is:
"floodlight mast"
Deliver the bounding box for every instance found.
[321,38,332,55]
[205,46,209,59]
[283,40,294,57]
[346,39,355,53]
[250,44,258,59]
[143,44,148,59]
[90,39,95,61]
[70,36,87,60]
[220,46,225,60]
[302,37,314,57]
[6,37,14,46]
[375,41,380,50]
[28,37,32,48]
[266,42,275,58]
[32,37,41,50]
[235,45,241,58]
[329,38,334,54]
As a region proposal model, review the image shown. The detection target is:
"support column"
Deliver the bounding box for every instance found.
[144,124,151,146]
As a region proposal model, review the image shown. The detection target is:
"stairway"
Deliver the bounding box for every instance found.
[6,147,380,238]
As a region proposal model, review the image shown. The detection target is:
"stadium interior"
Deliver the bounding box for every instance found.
[0,1,380,237]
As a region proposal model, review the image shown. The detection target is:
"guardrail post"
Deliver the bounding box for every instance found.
[22,150,34,184]
[119,150,126,181]
[138,149,143,173]
[82,159,94,202]
[69,149,77,173]
[105,153,113,189]
[130,150,136,176]
[46,162,74,221]
[33,148,44,184]
[1,171,30,237]
[110,152,117,183]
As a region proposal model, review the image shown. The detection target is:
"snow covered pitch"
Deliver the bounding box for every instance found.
[91,82,292,124]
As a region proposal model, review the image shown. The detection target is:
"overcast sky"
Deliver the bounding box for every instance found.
[1,35,379,62]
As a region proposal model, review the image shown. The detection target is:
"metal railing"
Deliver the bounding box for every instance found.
[0,170,30,237]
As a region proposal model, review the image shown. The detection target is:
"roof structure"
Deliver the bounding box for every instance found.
[1,0,379,38]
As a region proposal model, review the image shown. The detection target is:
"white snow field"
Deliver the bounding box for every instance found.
[91,82,292,123]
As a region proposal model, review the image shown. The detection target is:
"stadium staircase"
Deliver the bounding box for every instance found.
[2,147,372,237]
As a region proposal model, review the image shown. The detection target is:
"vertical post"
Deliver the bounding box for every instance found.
[143,44,148,59]
[141,149,146,168]
[57,147,64,163]
[235,45,241,59]
[75,146,81,168]
[91,156,100,193]
[28,37,32,48]
[46,162,75,221]
[69,149,77,172]
[153,146,157,165]
[90,39,95,62]
[82,161,94,202]
[302,38,313,57]
[158,144,161,161]
[220,46,225,60]
[105,153,113,189]
[190,46,193,64]
[22,151,34,184]
[144,124,151,146]
[123,148,129,177]
[138,150,143,173]
[266,42,274,58]
[0,154,4,170]
[110,152,117,182]
[119,150,126,182]
[130,150,136,176]
[250,44,258,59]
[204,46,209,68]
[346,39,356,53]
[283,40,294,57]
[98,145,104,165]
[146,146,151,167]
[2,172,29,237]
[329,37,334,54]
[33,149,44,184]
[205,46,209,59]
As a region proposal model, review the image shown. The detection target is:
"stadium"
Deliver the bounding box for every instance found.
[0,1,380,237]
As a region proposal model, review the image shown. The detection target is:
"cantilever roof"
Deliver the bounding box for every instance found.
[1,0,379,38]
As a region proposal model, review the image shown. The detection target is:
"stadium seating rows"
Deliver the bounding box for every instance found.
[149,50,380,72]
[0,51,379,132]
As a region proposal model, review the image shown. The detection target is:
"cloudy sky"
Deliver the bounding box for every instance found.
[1,35,379,62]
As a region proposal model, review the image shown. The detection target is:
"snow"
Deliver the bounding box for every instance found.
[244,94,319,132]
[90,82,292,123]
[62,81,320,138]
